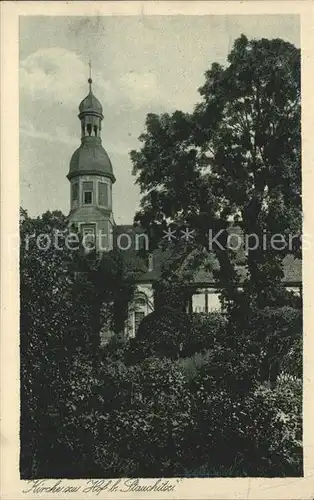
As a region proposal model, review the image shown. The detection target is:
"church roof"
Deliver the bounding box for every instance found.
[68,137,115,181]
[114,225,302,287]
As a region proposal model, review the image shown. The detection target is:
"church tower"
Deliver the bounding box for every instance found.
[67,76,115,251]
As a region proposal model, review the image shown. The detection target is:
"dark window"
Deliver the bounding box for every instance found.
[98,182,109,206]
[82,181,93,205]
[84,191,92,204]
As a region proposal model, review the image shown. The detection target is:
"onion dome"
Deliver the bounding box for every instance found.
[78,78,103,117]
[67,136,115,182]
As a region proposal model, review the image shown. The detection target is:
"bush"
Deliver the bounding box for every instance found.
[281,335,302,378]
[182,369,302,477]
[133,309,228,362]
[178,350,213,382]
[134,306,193,360]
[59,304,302,478]
[234,373,303,476]
[251,373,302,475]
[153,277,191,311]
[101,335,130,363]
[35,334,302,478]
[238,306,302,381]
[182,312,228,356]
[94,357,193,477]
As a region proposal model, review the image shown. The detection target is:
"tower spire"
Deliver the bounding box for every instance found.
[88,56,92,91]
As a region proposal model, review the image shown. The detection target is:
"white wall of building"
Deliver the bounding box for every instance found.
[125,283,154,338]
[192,290,221,313]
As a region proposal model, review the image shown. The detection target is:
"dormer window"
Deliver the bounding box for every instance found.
[82,181,93,205]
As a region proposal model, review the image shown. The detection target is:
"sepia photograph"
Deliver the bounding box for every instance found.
[2,2,314,497]
[18,11,304,481]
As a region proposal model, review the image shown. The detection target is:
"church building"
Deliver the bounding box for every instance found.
[67,78,302,339]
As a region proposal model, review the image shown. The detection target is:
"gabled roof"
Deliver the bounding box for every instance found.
[114,224,302,286]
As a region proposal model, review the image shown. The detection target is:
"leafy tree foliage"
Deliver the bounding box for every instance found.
[131,35,301,310]
[133,307,192,360]
[97,358,192,477]
[21,290,302,477]
[52,307,302,478]
[183,312,228,356]
[20,209,91,476]
[184,370,302,477]
[235,306,303,381]
[20,209,136,477]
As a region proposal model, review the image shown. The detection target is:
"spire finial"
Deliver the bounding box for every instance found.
[88,56,92,90]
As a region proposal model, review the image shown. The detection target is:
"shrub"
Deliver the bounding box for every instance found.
[280,335,302,378]
[37,344,302,478]
[134,306,193,360]
[95,358,193,477]
[183,369,302,477]
[239,373,303,476]
[182,312,228,356]
[226,306,302,382]
[101,335,130,363]
[246,306,302,342]
[153,277,191,311]
[43,353,135,478]
[178,350,213,382]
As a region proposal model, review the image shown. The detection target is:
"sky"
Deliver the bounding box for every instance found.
[20,15,300,224]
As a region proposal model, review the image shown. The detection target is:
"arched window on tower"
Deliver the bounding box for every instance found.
[93,125,98,136]
[86,123,92,136]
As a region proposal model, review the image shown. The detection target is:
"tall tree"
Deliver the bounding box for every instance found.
[131,35,301,310]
